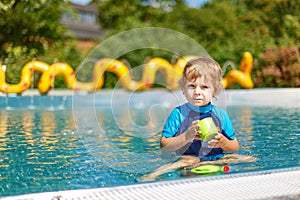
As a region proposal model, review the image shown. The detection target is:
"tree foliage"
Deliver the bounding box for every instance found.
[0,0,66,59]
[95,0,300,61]
[97,0,167,33]
[0,0,83,86]
[95,0,300,87]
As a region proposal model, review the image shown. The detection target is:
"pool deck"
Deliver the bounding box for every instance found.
[1,167,300,200]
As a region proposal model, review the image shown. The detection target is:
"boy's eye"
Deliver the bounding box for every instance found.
[187,84,195,89]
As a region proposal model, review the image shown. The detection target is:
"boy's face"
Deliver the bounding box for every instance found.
[183,76,214,107]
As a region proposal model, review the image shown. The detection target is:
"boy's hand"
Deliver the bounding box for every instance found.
[185,120,201,141]
[208,133,228,149]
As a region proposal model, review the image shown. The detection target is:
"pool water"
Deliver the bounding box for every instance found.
[0,92,299,197]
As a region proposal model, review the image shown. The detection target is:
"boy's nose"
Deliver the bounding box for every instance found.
[194,86,201,95]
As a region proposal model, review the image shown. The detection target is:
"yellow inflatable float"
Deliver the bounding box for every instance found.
[222,52,254,89]
[0,52,254,94]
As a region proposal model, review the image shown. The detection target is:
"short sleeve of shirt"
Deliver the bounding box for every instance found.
[213,106,235,140]
[222,111,235,139]
[161,107,183,138]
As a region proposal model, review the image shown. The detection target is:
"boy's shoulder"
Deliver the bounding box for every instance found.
[171,103,190,117]
[211,105,228,116]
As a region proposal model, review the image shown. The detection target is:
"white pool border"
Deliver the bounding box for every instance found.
[1,167,300,200]
[225,88,300,107]
[2,88,299,107]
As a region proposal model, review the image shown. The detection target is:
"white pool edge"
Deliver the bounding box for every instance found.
[225,88,300,107]
[1,166,300,200]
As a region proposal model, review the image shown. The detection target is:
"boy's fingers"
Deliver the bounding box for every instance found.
[191,120,200,125]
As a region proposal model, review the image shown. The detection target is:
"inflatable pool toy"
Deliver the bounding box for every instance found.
[190,164,232,174]
[222,52,254,89]
[0,56,193,94]
[0,61,50,94]
[0,52,254,94]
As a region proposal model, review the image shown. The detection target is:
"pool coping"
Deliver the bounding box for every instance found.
[1,166,300,200]
[1,88,300,108]
[1,87,300,96]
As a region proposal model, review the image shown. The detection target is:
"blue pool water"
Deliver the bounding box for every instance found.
[0,90,299,197]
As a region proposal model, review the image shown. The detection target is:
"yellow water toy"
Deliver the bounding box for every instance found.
[190,165,233,174]
[222,52,254,89]
[0,61,50,94]
[0,53,254,94]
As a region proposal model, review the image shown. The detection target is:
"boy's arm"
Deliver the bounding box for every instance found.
[161,120,200,152]
[160,135,187,151]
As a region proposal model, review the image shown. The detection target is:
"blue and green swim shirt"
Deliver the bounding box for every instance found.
[162,102,236,159]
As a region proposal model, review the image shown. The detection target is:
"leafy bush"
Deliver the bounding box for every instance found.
[2,44,38,84]
[255,46,300,87]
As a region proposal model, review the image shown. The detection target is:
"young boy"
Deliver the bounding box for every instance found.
[138,57,256,182]
[160,56,239,160]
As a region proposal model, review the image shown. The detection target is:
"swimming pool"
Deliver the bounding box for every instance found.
[0,88,299,198]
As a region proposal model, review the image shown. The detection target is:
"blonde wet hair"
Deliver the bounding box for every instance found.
[179,57,223,96]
